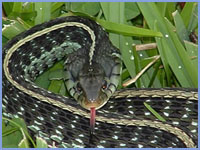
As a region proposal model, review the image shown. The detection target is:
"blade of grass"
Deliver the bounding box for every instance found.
[2,20,26,39]
[132,44,141,87]
[3,2,14,16]
[2,127,19,136]
[35,2,51,25]
[18,130,30,148]
[138,2,197,87]
[184,40,198,67]
[51,2,65,13]
[187,3,198,32]
[100,2,136,79]
[180,2,195,28]
[148,60,161,87]
[123,55,160,87]
[173,10,190,43]
[154,21,172,86]
[12,2,23,13]
[164,18,197,87]
[144,102,166,122]
[156,2,167,17]
[2,117,36,148]
[165,2,176,21]
[36,137,48,148]
[96,18,163,37]
[99,2,162,88]
[48,80,63,94]
[100,2,124,48]
[125,2,140,20]
[70,2,101,16]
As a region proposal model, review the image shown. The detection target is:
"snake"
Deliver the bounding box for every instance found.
[2,16,198,148]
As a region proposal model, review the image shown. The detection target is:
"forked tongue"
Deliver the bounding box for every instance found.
[90,107,96,135]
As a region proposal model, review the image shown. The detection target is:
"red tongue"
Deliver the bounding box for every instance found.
[90,107,96,135]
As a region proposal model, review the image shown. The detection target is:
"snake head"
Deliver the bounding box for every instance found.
[77,63,107,110]
[65,58,121,110]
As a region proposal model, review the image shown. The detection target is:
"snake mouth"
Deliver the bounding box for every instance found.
[80,98,105,110]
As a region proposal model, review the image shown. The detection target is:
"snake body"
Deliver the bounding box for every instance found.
[2,16,198,148]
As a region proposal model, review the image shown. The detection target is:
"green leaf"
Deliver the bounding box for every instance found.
[49,69,64,80]
[96,18,163,37]
[2,120,6,132]
[35,70,51,89]
[148,61,162,87]
[70,2,101,16]
[156,2,167,17]
[2,19,26,40]
[2,117,36,148]
[165,2,176,21]
[35,2,51,24]
[173,10,190,43]
[51,2,65,13]
[35,61,63,89]
[18,133,30,148]
[184,40,198,67]
[154,22,172,86]
[2,127,19,137]
[3,2,14,16]
[48,80,63,94]
[164,18,197,87]
[125,2,140,20]
[59,82,68,96]
[132,44,141,87]
[187,3,198,32]
[36,137,48,148]
[138,2,197,87]
[2,119,23,148]
[180,2,196,28]
[12,2,23,13]
[100,2,124,48]
[144,102,166,122]
[2,36,9,47]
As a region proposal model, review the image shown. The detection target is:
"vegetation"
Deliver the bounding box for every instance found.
[2,2,198,148]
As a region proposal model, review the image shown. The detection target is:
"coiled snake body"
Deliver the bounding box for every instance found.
[2,16,198,148]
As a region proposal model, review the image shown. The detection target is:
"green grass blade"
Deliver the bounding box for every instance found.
[144,102,166,122]
[97,18,163,37]
[138,2,197,87]
[173,10,190,43]
[154,22,172,86]
[187,3,198,32]
[164,18,197,87]
[51,2,65,13]
[12,2,23,13]
[180,2,195,28]
[156,2,167,17]
[36,137,48,148]
[70,2,100,16]
[184,41,198,67]
[35,2,51,24]
[3,2,13,16]
[125,2,140,20]
[2,20,26,40]
[165,2,176,21]
[132,44,141,87]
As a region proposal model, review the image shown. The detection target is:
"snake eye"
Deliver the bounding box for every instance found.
[102,80,107,89]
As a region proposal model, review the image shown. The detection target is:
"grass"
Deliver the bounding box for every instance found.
[2,2,198,148]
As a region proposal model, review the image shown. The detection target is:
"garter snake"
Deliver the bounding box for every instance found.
[2,16,198,148]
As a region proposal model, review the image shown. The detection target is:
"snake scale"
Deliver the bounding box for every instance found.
[2,16,198,148]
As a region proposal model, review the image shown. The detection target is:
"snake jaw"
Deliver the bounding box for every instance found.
[80,96,105,110]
